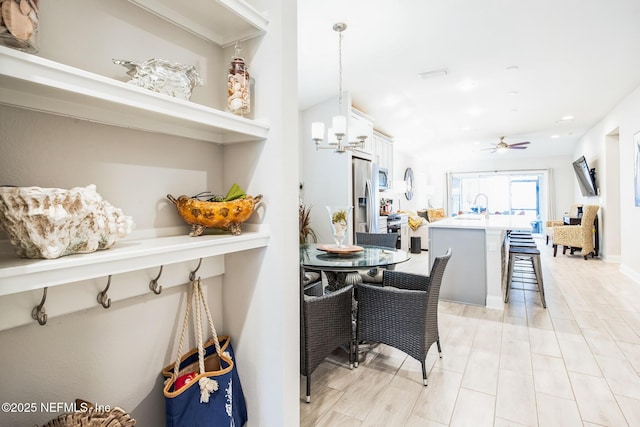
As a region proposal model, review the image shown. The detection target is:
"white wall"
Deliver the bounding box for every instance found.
[299,94,354,245]
[573,84,640,281]
[0,0,299,425]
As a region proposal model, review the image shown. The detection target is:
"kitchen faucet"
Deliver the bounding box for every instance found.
[473,193,490,219]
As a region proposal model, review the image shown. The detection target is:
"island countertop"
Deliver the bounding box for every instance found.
[428,214,533,310]
[428,214,533,231]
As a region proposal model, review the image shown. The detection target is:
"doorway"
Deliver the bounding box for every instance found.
[605,129,621,260]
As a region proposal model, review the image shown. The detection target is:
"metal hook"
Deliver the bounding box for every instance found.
[149,265,163,295]
[97,275,112,309]
[32,287,48,326]
[189,258,203,281]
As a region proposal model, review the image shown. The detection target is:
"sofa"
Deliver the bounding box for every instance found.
[407,208,447,251]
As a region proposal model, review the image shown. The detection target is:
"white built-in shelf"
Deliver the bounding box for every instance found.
[128,0,268,47]
[0,46,270,144]
[0,226,270,297]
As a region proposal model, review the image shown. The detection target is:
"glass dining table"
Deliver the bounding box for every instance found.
[300,243,410,290]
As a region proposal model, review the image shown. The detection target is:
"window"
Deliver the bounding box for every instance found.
[447,170,548,234]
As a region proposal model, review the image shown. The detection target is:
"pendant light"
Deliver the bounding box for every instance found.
[311,23,367,153]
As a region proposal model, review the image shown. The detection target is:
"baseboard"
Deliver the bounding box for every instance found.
[620,264,640,285]
[485,296,504,310]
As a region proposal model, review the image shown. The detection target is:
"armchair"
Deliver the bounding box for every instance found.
[545,204,582,245]
[300,266,353,403]
[552,205,599,259]
[355,249,452,385]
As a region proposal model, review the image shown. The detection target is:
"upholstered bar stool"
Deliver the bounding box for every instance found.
[504,246,546,308]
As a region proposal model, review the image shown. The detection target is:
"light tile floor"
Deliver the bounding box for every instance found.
[300,240,640,426]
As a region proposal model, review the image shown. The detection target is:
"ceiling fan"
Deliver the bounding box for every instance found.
[483,136,530,153]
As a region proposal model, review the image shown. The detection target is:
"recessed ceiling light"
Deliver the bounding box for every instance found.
[418,68,448,79]
[560,115,574,121]
[508,91,519,96]
[457,79,476,91]
[551,134,560,139]
[505,65,519,71]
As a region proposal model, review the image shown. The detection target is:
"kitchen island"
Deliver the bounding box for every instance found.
[428,214,533,310]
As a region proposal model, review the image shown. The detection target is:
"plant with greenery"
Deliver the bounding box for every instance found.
[331,209,347,224]
[299,203,318,244]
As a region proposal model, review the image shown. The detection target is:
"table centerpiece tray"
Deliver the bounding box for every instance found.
[316,244,364,255]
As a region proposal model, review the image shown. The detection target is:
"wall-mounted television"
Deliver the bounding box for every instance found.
[572,155,597,197]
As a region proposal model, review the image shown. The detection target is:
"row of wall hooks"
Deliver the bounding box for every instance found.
[31,258,204,326]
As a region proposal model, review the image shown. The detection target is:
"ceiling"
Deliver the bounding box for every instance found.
[297,0,640,161]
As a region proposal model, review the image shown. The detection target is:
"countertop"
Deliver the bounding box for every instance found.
[427,214,533,231]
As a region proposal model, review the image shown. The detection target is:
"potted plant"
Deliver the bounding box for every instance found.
[299,203,318,244]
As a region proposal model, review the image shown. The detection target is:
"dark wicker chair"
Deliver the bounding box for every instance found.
[300,266,353,403]
[356,248,452,386]
[355,232,400,283]
[355,232,398,248]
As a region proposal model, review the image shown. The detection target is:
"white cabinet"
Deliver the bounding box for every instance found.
[378,215,388,233]
[350,108,374,155]
[400,222,410,252]
[373,131,394,178]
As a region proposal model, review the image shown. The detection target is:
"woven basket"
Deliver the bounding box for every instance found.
[42,407,135,427]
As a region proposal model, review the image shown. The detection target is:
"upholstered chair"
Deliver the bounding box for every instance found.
[552,205,599,259]
[545,204,583,245]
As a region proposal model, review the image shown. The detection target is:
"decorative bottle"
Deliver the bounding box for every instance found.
[227,43,250,116]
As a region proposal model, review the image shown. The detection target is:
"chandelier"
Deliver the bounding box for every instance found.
[311,22,367,153]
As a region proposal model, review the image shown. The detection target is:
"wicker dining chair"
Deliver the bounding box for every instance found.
[355,232,398,248]
[355,248,452,386]
[300,266,354,403]
[355,232,399,283]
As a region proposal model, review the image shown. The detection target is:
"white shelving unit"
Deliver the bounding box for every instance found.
[0,46,269,144]
[0,0,297,424]
[128,0,268,47]
[0,0,272,299]
[0,226,270,297]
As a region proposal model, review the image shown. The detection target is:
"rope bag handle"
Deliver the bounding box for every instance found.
[172,278,223,380]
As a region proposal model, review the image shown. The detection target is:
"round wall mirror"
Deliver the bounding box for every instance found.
[404,168,414,200]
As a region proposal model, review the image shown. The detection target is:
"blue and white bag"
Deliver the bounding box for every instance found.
[163,278,248,426]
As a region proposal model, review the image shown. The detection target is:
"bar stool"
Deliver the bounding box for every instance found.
[509,230,533,236]
[504,246,546,308]
[509,237,536,245]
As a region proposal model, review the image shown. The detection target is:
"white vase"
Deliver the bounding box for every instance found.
[326,206,353,247]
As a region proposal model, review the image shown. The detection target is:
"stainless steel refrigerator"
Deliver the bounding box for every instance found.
[352,156,380,238]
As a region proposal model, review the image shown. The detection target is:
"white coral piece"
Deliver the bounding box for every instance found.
[113,58,205,100]
[0,184,134,259]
